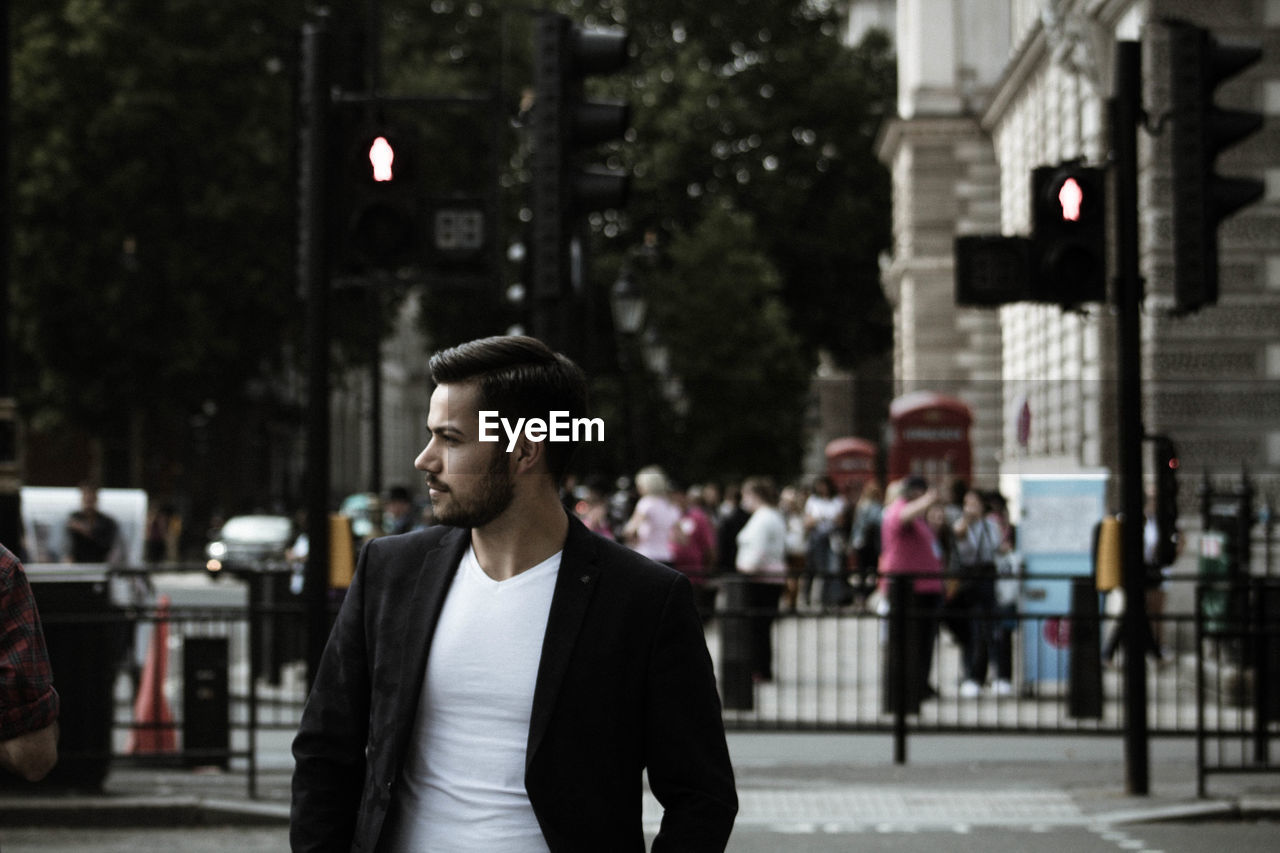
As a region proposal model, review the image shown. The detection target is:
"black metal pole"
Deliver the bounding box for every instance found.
[300,18,333,691]
[369,298,382,497]
[1112,39,1150,796]
[889,576,908,764]
[0,2,21,551]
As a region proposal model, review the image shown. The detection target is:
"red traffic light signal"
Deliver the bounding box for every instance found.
[1031,163,1107,307]
[1058,178,1083,222]
[367,136,396,182]
[342,128,418,270]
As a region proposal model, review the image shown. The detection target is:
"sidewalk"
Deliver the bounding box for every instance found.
[3,733,1278,830]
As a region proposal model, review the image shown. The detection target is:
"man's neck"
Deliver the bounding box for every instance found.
[471,491,570,582]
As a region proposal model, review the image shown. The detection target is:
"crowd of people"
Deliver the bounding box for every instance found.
[578,467,1021,698]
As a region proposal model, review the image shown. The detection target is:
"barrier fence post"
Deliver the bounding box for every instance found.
[719,574,754,711]
[887,575,910,764]
[1069,577,1103,718]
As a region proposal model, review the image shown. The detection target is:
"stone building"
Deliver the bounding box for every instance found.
[874,0,1280,513]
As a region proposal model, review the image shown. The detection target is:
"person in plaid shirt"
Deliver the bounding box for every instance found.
[0,542,59,781]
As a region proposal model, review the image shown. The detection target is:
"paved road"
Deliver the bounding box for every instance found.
[5,820,1280,852]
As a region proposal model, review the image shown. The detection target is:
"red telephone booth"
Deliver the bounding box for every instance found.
[824,437,878,498]
[887,392,973,486]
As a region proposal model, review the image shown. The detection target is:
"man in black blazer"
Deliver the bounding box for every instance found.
[291,336,737,852]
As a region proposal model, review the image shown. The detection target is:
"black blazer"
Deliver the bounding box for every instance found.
[291,515,738,852]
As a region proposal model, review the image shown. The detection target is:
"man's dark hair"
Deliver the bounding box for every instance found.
[429,335,588,482]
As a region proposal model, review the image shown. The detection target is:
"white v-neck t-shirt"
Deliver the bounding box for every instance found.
[384,545,561,852]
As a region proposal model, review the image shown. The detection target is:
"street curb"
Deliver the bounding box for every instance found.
[1096,798,1280,825]
[0,795,290,828]
[1091,800,1238,825]
[3,793,1274,830]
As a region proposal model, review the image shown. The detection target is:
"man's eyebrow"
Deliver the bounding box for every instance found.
[427,423,466,438]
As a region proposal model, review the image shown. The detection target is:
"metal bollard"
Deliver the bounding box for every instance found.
[718,574,754,711]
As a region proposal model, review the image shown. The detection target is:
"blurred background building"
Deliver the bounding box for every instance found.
[870,0,1279,513]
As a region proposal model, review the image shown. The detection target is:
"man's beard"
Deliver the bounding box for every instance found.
[429,449,515,529]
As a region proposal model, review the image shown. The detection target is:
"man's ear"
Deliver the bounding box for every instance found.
[510,432,547,477]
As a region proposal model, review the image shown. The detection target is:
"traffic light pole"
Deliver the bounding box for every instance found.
[1112,39,1150,796]
[300,18,333,691]
[0,3,19,551]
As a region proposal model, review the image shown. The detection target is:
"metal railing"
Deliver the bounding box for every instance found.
[25,566,1279,800]
[1195,576,1280,796]
[714,571,1278,789]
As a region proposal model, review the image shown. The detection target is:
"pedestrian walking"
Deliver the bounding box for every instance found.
[621,465,682,566]
[714,483,751,574]
[1102,492,1176,665]
[951,489,1014,697]
[848,480,884,608]
[65,482,121,563]
[878,476,944,702]
[383,485,416,535]
[802,477,846,607]
[670,484,719,621]
[780,486,809,612]
[291,335,737,852]
[734,477,788,683]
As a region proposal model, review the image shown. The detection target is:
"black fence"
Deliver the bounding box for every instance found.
[1194,576,1280,796]
[717,574,1201,734]
[23,564,309,798]
[20,565,1279,800]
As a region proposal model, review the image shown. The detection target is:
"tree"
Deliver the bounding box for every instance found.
[644,205,809,482]
[617,3,896,369]
[373,0,898,482]
[10,0,309,502]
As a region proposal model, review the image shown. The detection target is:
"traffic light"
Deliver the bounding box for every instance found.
[1164,19,1264,314]
[530,13,631,304]
[1151,435,1180,568]
[341,125,419,271]
[1030,162,1107,306]
[954,235,1032,306]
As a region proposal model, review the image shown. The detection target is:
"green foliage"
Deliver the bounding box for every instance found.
[620,5,897,369]
[8,0,895,494]
[644,205,810,482]
[11,0,307,431]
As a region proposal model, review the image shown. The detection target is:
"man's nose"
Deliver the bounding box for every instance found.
[414,441,439,472]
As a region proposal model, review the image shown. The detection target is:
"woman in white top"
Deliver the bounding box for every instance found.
[735,476,787,682]
[622,465,682,565]
[803,476,847,607]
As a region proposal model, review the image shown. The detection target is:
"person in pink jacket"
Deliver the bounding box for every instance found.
[879,475,944,701]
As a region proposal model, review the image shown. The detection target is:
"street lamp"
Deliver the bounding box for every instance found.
[610,266,647,335]
[610,264,648,472]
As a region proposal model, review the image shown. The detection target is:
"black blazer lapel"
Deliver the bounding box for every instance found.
[526,516,600,770]
[389,526,470,757]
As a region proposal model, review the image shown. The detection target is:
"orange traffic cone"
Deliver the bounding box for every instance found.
[126,594,176,754]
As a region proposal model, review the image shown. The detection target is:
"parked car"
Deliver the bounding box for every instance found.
[205,514,296,576]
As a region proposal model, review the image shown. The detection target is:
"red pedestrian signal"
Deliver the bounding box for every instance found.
[1031,162,1107,306]
[338,127,418,271]
[1058,178,1083,222]
[368,137,395,182]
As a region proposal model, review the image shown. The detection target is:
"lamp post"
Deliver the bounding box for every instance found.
[610,266,647,472]
[610,267,647,336]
